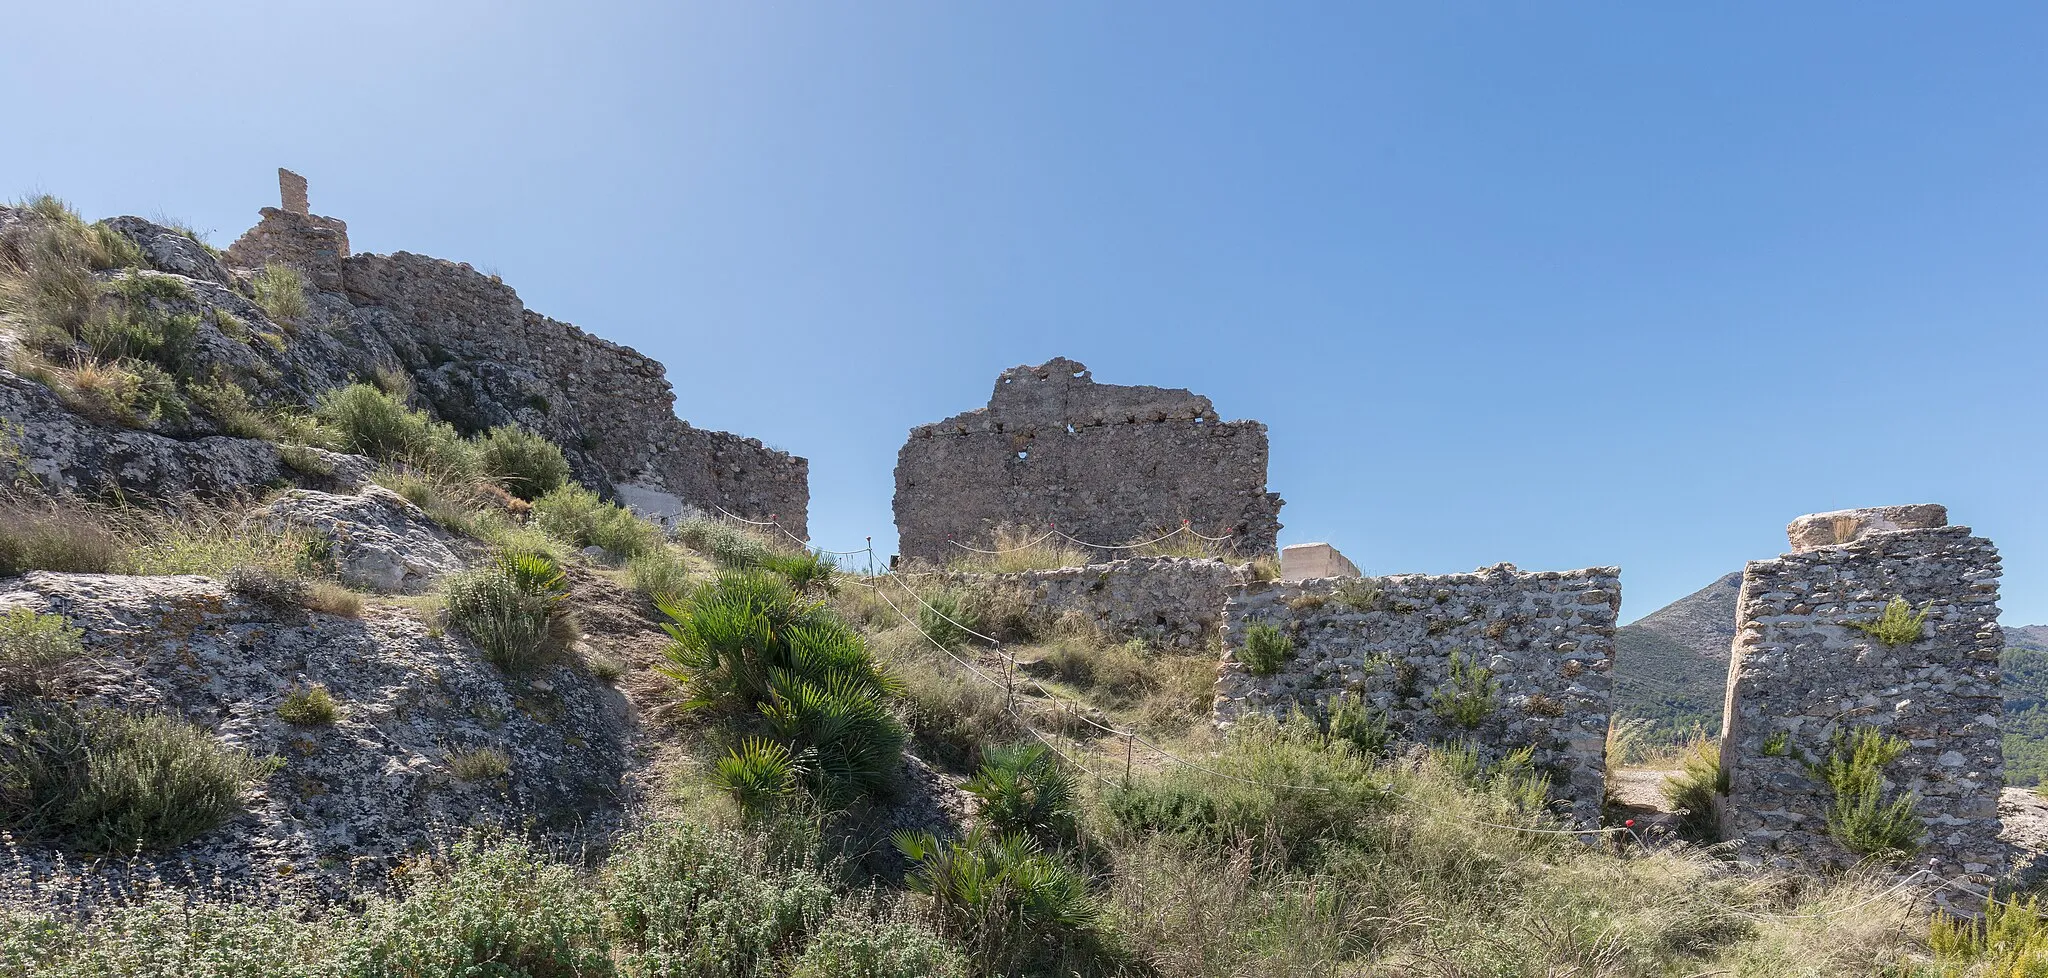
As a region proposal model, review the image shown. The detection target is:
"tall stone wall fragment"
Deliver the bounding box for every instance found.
[894,358,1282,563]
[1216,564,1620,828]
[1719,506,2005,895]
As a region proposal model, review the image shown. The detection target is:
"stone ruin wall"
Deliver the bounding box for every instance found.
[917,557,1248,651]
[200,169,808,531]
[1718,505,2006,889]
[339,251,808,535]
[894,358,1281,564]
[1216,564,1621,827]
[223,169,351,292]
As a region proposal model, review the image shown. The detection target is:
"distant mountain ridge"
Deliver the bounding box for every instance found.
[1613,572,1742,736]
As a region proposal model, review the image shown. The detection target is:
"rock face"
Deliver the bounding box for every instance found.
[1718,507,2005,898]
[259,486,468,593]
[1785,503,1949,553]
[894,358,1281,563]
[0,572,633,894]
[917,557,1249,650]
[1216,564,1622,828]
[0,173,808,531]
[1,369,372,499]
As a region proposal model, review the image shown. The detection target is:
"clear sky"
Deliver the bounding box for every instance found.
[4,2,2043,625]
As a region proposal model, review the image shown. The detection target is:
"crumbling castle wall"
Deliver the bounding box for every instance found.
[223,169,351,291]
[918,557,1247,650]
[894,358,1281,564]
[340,251,808,535]
[1718,505,2005,887]
[1216,564,1621,827]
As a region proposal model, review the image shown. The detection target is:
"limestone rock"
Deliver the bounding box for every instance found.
[1786,504,1948,552]
[101,215,234,286]
[259,486,468,593]
[1,369,370,499]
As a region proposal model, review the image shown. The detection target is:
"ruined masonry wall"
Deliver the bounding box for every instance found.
[341,251,808,534]
[1216,564,1621,827]
[922,557,1247,650]
[894,358,1281,563]
[1718,522,2005,884]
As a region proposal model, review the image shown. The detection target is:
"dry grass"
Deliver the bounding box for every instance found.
[944,524,1091,574]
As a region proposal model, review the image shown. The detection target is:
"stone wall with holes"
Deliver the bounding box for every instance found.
[1215,564,1622,827]
[916,557,1249,650]
[893,357,1282,563]
[339,252,809,535]
[1718,505,2005,890]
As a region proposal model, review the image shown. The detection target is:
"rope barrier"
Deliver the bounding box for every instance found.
[709,504,873,556]
[946,528,1063,555]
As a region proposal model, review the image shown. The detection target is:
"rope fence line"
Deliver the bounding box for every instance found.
[709,504,875,557]
[945,520,1238,556]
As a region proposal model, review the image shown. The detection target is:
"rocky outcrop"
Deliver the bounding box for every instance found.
[258,486,469,593]
[0,571,633,897]
[1,369,371,499]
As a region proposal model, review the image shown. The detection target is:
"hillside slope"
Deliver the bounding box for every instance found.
[1612,572,1740,735]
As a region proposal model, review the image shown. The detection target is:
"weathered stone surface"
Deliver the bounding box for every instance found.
[894,358,1280,563]
[1217,564,1621,828]
[101,215,233,286]
[918,557,1248,650]
[1786,504,1949,553]
[1719,515,2005,897]
[1281,542,1359,582]
[0,572,632,895]
[259,486,468,593]
[342,250,809,535]
[1,369,371,499]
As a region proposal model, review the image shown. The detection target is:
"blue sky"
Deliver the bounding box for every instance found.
[4,2,2043,625]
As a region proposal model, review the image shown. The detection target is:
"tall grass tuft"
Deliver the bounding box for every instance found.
[0,608,87,701]
[944,524,1090,574]
[249,262,308,322]
[443,552,579,674]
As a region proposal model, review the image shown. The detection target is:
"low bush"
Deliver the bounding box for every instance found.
[350,832,609,976]
[626,547,698,607]
[315,383,474,474]
[709,736,800,818]
[891,652,1022,771]
[443,552,579,674]
[530,484,661,558]
[760,549,837,594]
[673,515,778,570]
[788,906,970,978]
[895,828,1104,968]
[918,589,981,650]
[473,424,571,501]
[1845,596,1931,647]
[1428,650,1499,729]
[963,742,1079,840]
[602,821,836,976]
[249,262,308,322]
[1035,635,1150,705]
[661,571,904,803]
[1811,725,1922,858]
[277,685,341,726]
[0,196,141,338]
[1238,622,1291,675]
[447,746,512,781]
[0,704,278,851]
[0,608,86,701]
[1662,736,1728,841]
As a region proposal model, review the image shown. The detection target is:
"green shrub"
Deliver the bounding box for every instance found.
[918,589,980,650]
[602,821,834,976]
[895,829,1103,959]
[1662,737,1728,841]
[250,262,308,322]
[530,484,661,557]
[1809,725,1922,858]
[1326,691,1394,755]
[0,609,86,701]
[474,424,570,501]
[892,655,1022,771]
[443,553,579,674]
[626,547,698,607]
[1844,596,1931,647]
[0,196,140,338]
[0,704,278,851]
[963,742,1079,839]
[447,747,511,781]
[789,908,969,978]
[276,684,340,726]
[760,549,837,594]
[710,736,799,818]
[351,832,610,977]
[1239,622,1292,675]
[1428,651,1500,729]
[673,515,778,569]
[661,571,904,803]
[314,383,474,472]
